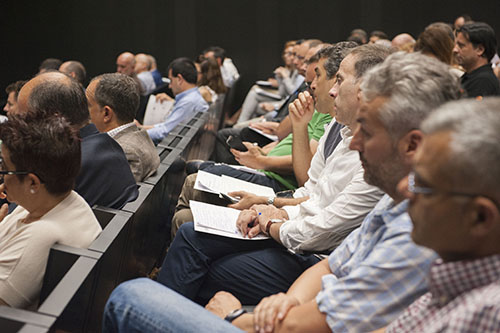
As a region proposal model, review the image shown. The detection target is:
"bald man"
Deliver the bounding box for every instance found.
[16,72,139,209]
[391,33,416,51]
[59,60,86,85]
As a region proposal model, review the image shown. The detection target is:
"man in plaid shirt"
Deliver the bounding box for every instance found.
[383,98,500,332]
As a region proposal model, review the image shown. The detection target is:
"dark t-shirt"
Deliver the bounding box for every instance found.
[461,64,500,98]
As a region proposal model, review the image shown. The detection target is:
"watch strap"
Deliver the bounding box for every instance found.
[224,308,247,322]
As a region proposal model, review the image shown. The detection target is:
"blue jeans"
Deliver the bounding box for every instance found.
[103,278,243,333]
[157,222,320,305]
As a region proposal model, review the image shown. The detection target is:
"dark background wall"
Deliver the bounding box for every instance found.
[1,0,499,104]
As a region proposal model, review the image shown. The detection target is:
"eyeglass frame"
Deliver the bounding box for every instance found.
[407,171,500,210]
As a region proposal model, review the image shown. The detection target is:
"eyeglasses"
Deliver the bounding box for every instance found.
[407,171,477,197]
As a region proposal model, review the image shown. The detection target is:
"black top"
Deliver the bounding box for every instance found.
[461,64,500,98]
[75,123,139,209]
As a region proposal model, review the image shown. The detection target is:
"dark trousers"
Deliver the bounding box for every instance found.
[158,222,320,305]
[200,161,285,193]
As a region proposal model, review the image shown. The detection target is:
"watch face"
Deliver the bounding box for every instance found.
[270,219,283,223]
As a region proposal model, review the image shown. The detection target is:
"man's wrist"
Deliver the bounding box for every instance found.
[224,308,247,323]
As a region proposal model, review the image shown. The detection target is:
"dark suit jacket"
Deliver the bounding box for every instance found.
[75,124,139,209]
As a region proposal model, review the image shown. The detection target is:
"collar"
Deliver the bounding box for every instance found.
[79,123,99,138]
[463,63,492,77]
[107,122,136,138]
[175,87,198,101]
[429,254,500,306]
[371,194,409,226]
[340,125,353,140]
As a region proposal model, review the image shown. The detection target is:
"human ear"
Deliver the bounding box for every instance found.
[103,106,114,124]
[474,44,485,58]
[27,173,42,194]
[469,197,499,238]
[399,129,423,163]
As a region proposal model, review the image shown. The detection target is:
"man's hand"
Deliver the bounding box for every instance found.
[249,121,279,135]
[259,103,276,113]
[228,191,267,210]
[0,184,8,223]
[235,209,261,238]
[230,142,266,169]
[155,93,173,103]
[253,293,300,333]
[289,91,315,128]
[250,204,288,232]
[205,291,242,319]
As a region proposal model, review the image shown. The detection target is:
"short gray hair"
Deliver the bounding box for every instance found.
[91,73,140,124]
[421,97,500,199]
[361,51,461,140]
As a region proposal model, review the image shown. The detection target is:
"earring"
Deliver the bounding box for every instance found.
[30,189,35,194]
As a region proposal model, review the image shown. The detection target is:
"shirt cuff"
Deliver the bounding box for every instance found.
[282,205,300,220]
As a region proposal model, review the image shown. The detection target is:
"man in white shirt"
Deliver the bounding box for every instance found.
[134,53,157,95]
[156,44,390,305]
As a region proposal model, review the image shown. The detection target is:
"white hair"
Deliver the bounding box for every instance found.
[422,97,500,198]
[360,51,461,140]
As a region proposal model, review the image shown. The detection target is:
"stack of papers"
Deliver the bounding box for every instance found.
[143,95,174,126]
[191,201,269,240]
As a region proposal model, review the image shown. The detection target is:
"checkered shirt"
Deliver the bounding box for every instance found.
[387,254,500,333]
[315,194,437,332]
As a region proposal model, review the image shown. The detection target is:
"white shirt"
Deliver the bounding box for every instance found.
[279,122,384,253]
[0,191,102,308]
[220,58,240,88]
[107,122,136,138]
[137,71,157,95]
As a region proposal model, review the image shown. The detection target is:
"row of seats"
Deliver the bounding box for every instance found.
[0,98,224,332]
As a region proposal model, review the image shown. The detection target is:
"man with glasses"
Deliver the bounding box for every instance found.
[380,98,500,332]
[103,51,461,333]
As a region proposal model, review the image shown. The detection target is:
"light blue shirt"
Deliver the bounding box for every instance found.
[315,194,437,332]
[147,87,208,143]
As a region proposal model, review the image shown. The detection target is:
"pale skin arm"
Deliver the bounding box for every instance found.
[0,188,12,307]
[248,116,292,141]
[228,191,309,210]
[289,91,317,186]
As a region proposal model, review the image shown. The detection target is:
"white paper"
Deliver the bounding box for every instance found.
[255,87,282,100]
[191,201,268,240]
[143,95,174,126]
[194,170,275,197]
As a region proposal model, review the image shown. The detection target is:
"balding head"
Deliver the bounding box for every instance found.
[391,33,416,50]
[59,60,87,84]
[116,52,136,76]
[134,53,152,74]
[17,72,89,128]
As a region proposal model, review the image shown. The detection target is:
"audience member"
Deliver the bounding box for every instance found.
[103,50,460,332]
[139,57,209,143]
[454,22,500,97]
[134,53,157,95]
[383,97,500,332]
[59,60,87,85]
[3,80,26,115]
[116,51,144,95]
[170,44,345,235]
[196,57,227,104]
[369,30,388,44]
[86,73,160,182]
[147,54,164,87]
[158,44,388,307]
[38,58,62,74]
[453,13,473,30]
[203,46,240,88]
[391,33,416,51]
[15,72,139,209]
[348,28,368,44]
[0,110,101,308]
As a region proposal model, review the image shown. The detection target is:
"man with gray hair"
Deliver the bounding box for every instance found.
[103,50,461,332]
[134,53,157,95]
[86,73,160,182]
[383,98,500,332]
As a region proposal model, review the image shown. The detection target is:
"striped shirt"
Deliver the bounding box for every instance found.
[387,254,500,332]
[315,194,437,332]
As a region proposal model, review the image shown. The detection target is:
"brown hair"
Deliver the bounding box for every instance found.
[199,57,227,94]
[415,27,454,65]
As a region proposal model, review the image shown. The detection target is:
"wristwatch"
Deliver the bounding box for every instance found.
[267,196,276,205]
[265,218,283,235]
[224,308,247,322]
